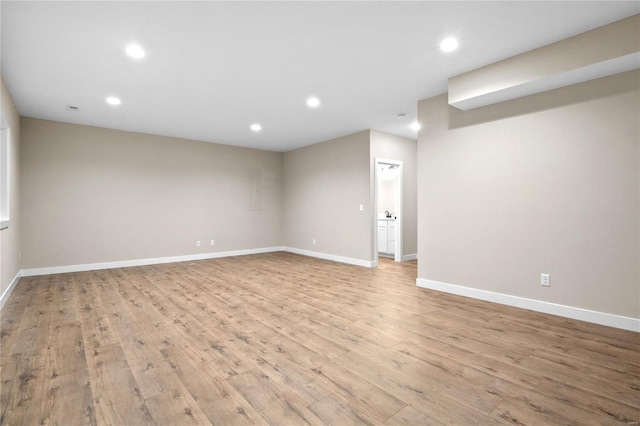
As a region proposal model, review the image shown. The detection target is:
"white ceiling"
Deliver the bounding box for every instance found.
[1,1,638,152]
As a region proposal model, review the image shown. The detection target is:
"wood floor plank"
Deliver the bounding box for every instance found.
[227,368,326,425]
[1,252,638,425]
[308,393,380,425]
[238,340,334,407]
[73,272,154,426]
[38,289,95,426]
[329,347,498,425]
[383,405,447,426]
[2,274,71,425]
[0,354,46,425]
[116,320,186,400]
[626,361,640,377]
[89,364,156,426]
[307,359,407,422]
[489,390,624,426]
[534,376,640,425]
[520,353,639,409]
[144,386,211,425]
[37,371,95,426]
[1,276,48,365]
[158,343,268,425]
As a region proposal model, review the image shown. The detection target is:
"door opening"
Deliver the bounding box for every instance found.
[374,158,402,263]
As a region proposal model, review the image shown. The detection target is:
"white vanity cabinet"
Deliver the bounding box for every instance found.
[377,219,396,255]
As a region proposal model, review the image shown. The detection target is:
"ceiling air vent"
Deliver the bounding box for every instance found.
[67,105,79,112]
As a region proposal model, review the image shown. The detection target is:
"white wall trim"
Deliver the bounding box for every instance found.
[0,270,22,310]
[21,246,285,277]
[283,246,375,268]
[402,253,417,261]
[416,278,639,333]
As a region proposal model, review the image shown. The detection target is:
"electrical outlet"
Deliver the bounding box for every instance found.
[196,241,201,247]
[359,204,364,211]
[541,274,550,287]
[210,240,215,246]
[312,238,316,245]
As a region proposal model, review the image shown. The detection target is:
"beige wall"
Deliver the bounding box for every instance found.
[378,178,396,215]
[449,15,640,109]
[20,119,283,269]
[0,75,21,296]
[371,130,418,257]
[19,121,410,271]
[417,70,639,319]
[283,131,372,262]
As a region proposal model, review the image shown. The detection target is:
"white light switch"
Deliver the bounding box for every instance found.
[359,204,364,211]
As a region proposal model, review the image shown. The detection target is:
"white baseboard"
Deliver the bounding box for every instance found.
[19,245,376,279]
[0,270,22,310]
[283,247,375,268]
[416,278,639,333]
[21,246,285,277]
[402,253,417,261]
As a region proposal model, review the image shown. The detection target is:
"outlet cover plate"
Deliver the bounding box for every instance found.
[541,274,550,287]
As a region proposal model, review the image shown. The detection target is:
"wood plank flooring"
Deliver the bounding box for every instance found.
[1,252,639,425]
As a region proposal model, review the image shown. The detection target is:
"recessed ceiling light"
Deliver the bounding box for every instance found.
[410,122,421,131]
[251,124,262,132]
[306,97,320,108]
[440,37,459,52]
[126,44,145,59]
[106,96,121,106]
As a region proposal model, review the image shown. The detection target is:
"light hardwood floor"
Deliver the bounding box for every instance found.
[1,252,638,425]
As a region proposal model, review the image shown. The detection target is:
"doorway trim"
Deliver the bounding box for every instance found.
[1,113,11,230]
[374,157,403,263]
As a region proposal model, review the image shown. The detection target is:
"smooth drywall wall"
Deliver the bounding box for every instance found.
[417,70,639,319]
[283,131,371,262]
[449,14,640,110]
[378,179,396,214]
[371,130,418,258]
[20,119,283,269]
[0,75,21,296]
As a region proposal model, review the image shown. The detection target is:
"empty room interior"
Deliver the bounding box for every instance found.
[1,1,639,425]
